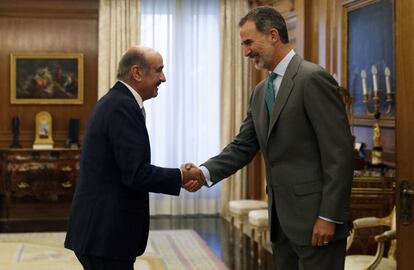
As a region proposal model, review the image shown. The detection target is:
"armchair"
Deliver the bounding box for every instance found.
[345,207,396,270]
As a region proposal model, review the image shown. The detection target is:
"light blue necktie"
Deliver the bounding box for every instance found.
[265,72,277,114]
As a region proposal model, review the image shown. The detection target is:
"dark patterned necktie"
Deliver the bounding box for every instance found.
[265,72,277,114]
[141,107,146,122]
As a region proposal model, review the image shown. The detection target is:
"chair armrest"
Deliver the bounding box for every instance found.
[347,217,392,251]
[365,229,396,270]
[353,216,390,229]
[375,229,396,243]
[353,217,380,229]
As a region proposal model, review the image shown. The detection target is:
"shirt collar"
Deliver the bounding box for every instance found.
[118,80,144,109]
[273,49,295,76]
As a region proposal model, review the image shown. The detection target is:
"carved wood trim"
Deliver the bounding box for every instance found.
[0,9,98,19]
[0,0,98,19]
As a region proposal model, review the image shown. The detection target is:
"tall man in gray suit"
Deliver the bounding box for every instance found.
[184,6,353,270]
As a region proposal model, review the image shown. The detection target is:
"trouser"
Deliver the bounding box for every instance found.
[271,226,346,270]
[75,253,136,270]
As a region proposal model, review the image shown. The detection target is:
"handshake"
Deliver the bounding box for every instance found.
[180,163,205,192]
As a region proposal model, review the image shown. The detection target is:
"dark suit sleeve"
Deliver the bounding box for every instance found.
[107,99,181,195]
[202,94,260,183]
[303,70,354,221]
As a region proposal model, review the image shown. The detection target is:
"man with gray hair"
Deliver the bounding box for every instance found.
[65,46,204,270]
[184,6,353,270]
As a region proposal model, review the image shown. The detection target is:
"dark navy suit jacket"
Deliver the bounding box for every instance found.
[65,81,181,259]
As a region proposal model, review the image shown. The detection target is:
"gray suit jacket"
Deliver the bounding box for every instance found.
[202,54,353,245]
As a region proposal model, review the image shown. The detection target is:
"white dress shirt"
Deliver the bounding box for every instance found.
[119,80,144,109]
[271,49,295,98]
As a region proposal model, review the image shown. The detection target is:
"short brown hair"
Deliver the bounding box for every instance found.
[239,6,289,44]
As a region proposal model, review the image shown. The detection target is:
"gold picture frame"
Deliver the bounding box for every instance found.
[10,53,84,104]
[341,0,395,128]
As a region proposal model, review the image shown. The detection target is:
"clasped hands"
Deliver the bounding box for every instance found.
[181,163,205,192]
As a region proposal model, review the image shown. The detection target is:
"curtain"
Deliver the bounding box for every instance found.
[98,0,141,99]
[140,0,221,215]
[218,0,252,216]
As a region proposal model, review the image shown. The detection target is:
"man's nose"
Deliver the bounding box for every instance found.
[160,72,166,82]
[243,46,251,57]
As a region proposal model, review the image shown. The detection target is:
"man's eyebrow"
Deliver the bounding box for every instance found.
[241,39,253,45]
[155,65,164,71]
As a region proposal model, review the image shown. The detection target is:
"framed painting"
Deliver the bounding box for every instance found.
[10,53,84,104]
[342,0,395,127]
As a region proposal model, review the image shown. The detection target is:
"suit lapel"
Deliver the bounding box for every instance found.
[113,81,137,103]
[112,81,146,124]
[267,54,302,140]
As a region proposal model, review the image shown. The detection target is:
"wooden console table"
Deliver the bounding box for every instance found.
[0,148,80,231]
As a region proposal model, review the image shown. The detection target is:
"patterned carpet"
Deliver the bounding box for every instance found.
[0,230,227,270]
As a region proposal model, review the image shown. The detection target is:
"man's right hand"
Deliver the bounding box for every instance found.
[180,163,205,192]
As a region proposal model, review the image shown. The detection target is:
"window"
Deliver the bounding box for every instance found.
[141,0,221,215]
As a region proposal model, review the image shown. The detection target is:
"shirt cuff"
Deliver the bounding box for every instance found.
[318,216,343,224]
[179,168,183,185]
[199,166,213,187]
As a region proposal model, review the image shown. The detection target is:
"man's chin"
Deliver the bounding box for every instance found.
[253,59,265,70]
[254,63,265,70]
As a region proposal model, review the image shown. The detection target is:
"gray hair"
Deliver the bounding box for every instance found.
[239,6,289,44]
[116,49,150,80]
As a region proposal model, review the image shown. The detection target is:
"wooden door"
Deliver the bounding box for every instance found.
[395,1,414,269]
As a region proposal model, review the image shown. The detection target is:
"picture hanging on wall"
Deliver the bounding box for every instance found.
[10,53,84,104]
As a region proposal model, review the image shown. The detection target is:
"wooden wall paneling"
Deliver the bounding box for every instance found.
[250,0,294,11]
[247,153,266,200]
[295,0,315,60]
[317,0,336,73]
[334,0,344,83]
[327,0,337,74]
[284,9,297,50]
[395,0,414,268]
[0,0,97,12]
[298,0,337,72]
[308,0,320,64]
[331,1,340,79]
[0,0,98,148]
[314,0,325,67]
[295,0,306,58]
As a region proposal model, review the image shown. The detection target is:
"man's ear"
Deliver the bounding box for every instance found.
[131,65,142,81]
[269,28,279,43]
